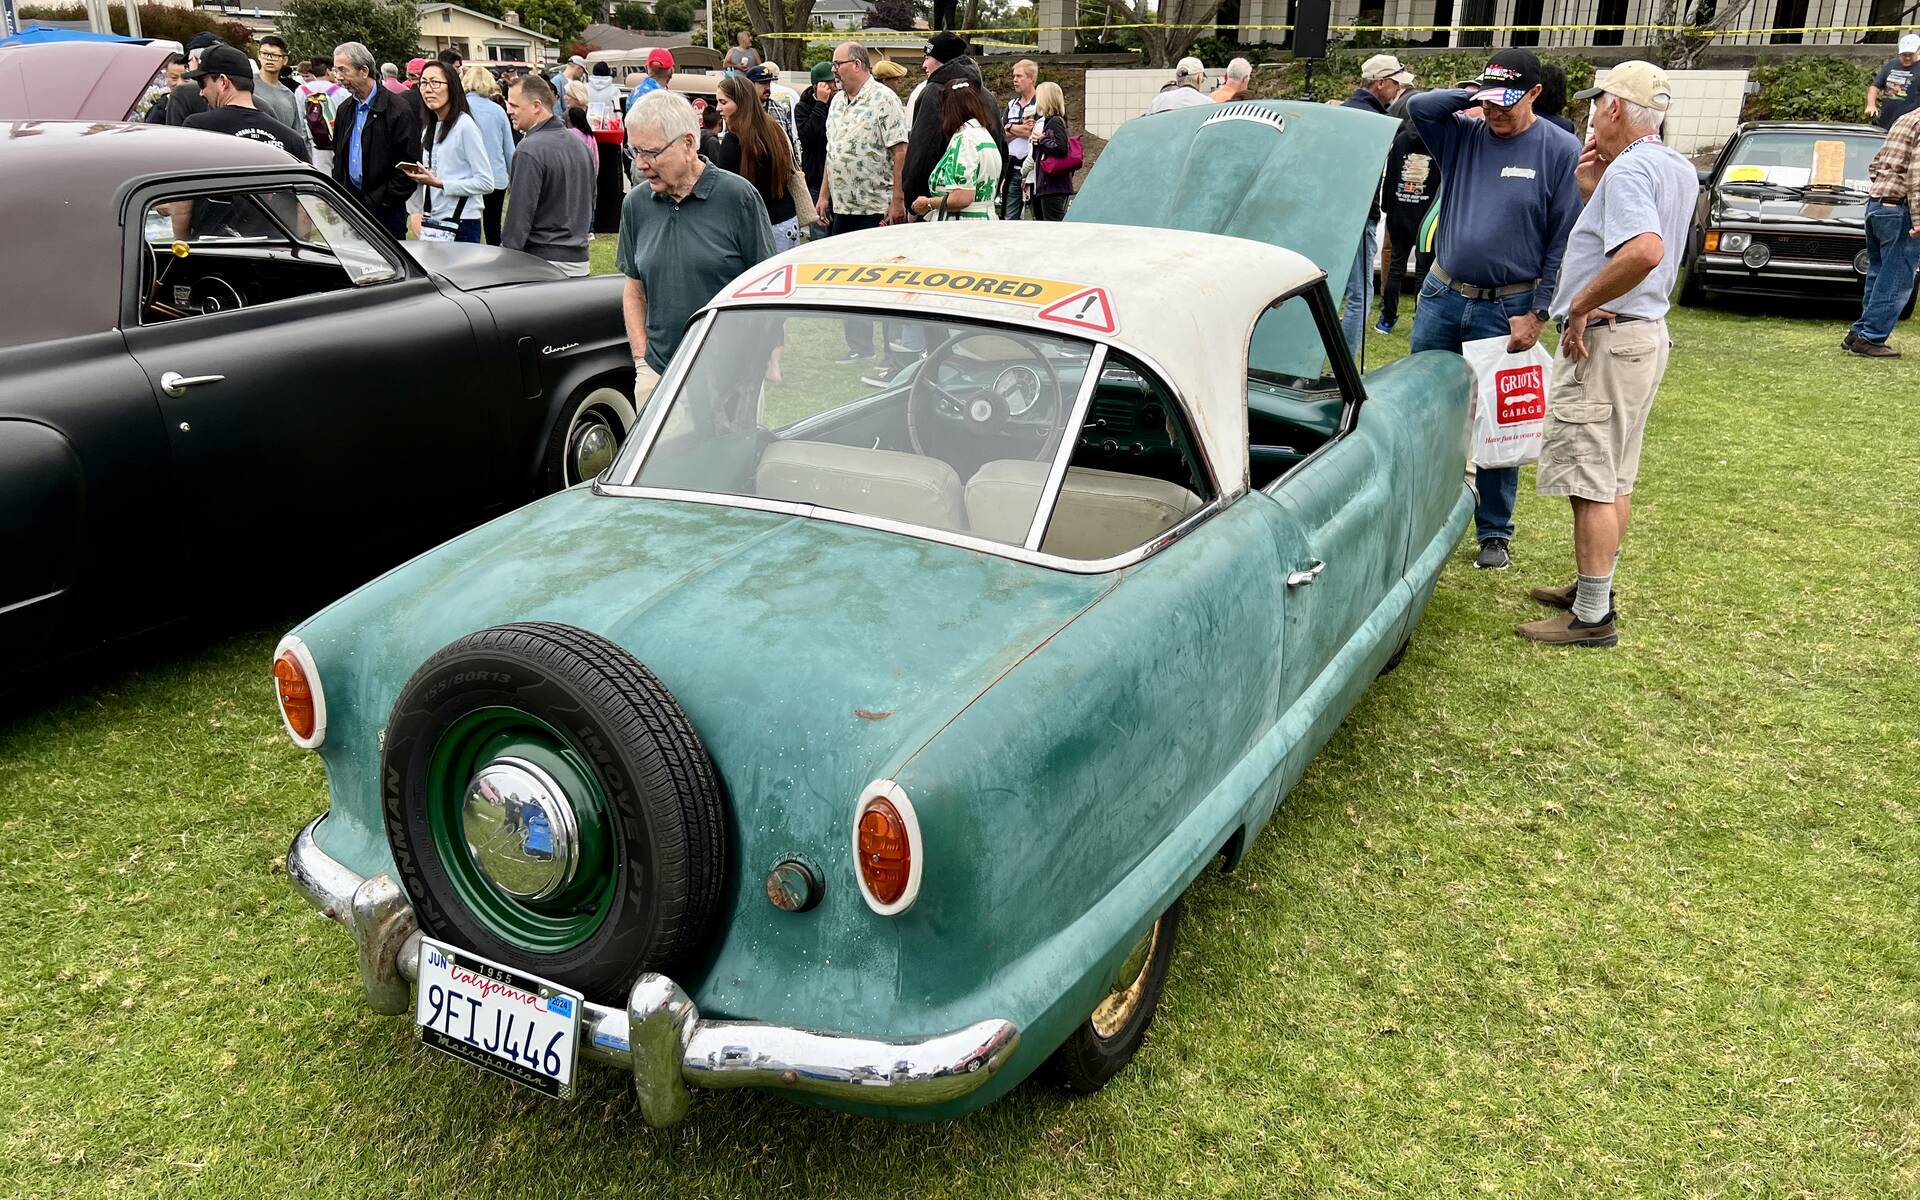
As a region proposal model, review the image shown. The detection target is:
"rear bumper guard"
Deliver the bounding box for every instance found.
[286,814,1020,1126]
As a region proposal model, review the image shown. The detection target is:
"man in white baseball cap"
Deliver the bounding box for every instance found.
[1146,56,1213,115]
[1867,34,1920,130]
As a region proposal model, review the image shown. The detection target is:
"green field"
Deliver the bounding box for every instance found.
[2,293,1915,1198]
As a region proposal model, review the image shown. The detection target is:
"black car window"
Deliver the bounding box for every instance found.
[138,187,402,324]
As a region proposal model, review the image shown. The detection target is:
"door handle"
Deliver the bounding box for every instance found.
[1286,559,1327,587]
[160,370,225,397]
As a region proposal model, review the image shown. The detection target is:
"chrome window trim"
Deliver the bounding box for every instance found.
[598,302,1237,573]
[1022,342,1108,552]
[590,483,1233,576]
[609,310,717,487]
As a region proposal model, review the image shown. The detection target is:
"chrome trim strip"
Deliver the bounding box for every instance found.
[592,483,1230,575]
[286,815,1020,1124]
[605,311,716,490]
[1023,343,1109,552]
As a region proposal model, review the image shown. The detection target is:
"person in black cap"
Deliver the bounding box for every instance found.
[1407,47,1581,572]
[181,45,311,162]
[904,31,999,212]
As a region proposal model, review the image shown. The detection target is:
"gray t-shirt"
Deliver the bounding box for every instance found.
[1551,140,1698,322]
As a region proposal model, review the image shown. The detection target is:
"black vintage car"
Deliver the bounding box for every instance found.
[1679,121,1903,313]
[0,120,637,685]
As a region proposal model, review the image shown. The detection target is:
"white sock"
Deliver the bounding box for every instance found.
[1573,572,1613,624]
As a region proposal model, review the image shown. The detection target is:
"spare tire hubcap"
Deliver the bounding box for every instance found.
[463,758,581,901]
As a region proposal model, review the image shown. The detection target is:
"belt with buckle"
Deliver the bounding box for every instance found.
[1431,263,1538,301]
[1555,313,1654,334]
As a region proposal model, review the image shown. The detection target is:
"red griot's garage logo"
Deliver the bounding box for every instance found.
[1494,364,1546,425]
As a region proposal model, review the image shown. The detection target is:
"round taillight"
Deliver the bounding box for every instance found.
[272,636,326,749]
[852,781,922,915]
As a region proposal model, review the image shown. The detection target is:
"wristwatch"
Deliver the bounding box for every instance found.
[1530,307,1550,323]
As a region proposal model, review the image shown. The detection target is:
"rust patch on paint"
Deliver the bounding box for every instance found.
[854,708,894,721]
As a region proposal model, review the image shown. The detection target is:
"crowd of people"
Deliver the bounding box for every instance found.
[135,30,1920,651]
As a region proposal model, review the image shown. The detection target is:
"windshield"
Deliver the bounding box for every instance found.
[618,307,1105,547]
[1723,131,1879,193]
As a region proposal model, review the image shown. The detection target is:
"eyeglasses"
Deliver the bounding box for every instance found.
[419,79,449,89]
[632,136,687,164]
[831,59,862,69]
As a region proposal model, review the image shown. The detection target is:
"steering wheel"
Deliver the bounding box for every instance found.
[190,275,245,315]
[906,330,1066,479]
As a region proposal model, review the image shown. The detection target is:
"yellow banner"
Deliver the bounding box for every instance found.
[793,262,1087,307]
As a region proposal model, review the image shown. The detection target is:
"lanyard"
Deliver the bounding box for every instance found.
[1618,133,1662,159]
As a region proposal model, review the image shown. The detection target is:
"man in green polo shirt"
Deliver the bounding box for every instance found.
[617,89,777,399]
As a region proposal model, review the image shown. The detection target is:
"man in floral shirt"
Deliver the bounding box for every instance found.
[816,40,907,234]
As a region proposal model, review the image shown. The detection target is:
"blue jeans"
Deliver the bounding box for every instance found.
[1001,161,1025,220]
[1341,218,1377,359]
[1851,200,1920,345]
[1409,271,1532,544]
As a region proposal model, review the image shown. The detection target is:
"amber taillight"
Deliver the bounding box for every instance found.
[857,797,910,906]
[274,651,316,741]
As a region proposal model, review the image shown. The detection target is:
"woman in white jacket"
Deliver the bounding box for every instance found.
[399,61,498,243]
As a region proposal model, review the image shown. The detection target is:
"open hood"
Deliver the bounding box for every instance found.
[0,41,171,120]
[1068,99,1397,379]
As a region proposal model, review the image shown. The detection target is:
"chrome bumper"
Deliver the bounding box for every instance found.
[286,815,1020,1126]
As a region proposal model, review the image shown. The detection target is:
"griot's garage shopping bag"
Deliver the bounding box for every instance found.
[1459,335,1552,469]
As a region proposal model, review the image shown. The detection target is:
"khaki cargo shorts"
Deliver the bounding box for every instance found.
[1536,319,1670,503]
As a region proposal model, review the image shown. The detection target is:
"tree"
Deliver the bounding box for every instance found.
[738,0,816,68]
[655,0,697,32]
[461,0,505,16]
[1649,0,1758,69]
[517,0,592,49]
[865,0,913,28]
[280,0,420,67]
[1096,0,1223,67]
[612,2,651,26]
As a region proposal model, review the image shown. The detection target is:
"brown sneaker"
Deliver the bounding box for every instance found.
[1517,610,1618,648]
[1848,339,1901,358]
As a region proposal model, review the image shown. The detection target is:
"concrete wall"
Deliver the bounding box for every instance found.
[1084,68,1203,138]
[1592,66,1750,155]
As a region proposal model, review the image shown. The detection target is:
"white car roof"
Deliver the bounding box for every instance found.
[709,221,1328,491]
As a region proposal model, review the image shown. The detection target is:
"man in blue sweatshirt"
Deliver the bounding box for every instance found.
[1409,47,1582,571]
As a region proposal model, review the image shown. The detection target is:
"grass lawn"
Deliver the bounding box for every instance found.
[2,294,1915,1198]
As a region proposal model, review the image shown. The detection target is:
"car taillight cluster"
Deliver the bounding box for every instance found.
[853,783,921,914]
[857,797,910,905]
[272,637,325,748]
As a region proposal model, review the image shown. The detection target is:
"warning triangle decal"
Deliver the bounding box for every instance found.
[733,263,794,300]
[1035,286,1116,334]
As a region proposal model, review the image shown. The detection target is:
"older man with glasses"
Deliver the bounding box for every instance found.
[616,90,777,405]
[814,41,908,361]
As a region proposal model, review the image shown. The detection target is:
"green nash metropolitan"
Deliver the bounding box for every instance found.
[277,100,1474,1123]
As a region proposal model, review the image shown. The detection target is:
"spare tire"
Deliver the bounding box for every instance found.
[382,622,726,1005]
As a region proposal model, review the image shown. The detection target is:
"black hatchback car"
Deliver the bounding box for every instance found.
[1679,122,1902,312]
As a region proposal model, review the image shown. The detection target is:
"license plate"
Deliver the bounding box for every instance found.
[414,938,583,1100]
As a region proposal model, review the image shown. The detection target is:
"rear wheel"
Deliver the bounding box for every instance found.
[1044,896,1183,1093]
[381,622,726,1004]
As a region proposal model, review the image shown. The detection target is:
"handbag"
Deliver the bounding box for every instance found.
[789,162,818,229]
[1040,125,1083,177]
[417,137,471,235]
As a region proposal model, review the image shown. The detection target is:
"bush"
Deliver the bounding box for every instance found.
[19,3,253,50]
[1746,56,1875,123]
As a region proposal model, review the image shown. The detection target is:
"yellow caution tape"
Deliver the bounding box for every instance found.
[763,22,1913,40]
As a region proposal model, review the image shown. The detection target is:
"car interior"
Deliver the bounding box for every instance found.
[627,306,1347,562]
[137,187,403,322]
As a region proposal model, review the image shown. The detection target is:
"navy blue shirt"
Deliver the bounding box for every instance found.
[1409,88,1583,311]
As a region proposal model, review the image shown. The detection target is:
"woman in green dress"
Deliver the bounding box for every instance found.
[910,79,1003,221]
